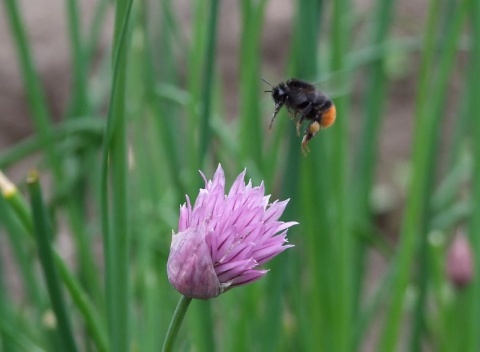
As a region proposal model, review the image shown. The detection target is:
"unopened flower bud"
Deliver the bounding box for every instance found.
[446,231,474,289]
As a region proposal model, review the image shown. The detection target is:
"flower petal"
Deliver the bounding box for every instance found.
[178,204,189,232]
[221,240,255,264]
[263,199,290,223]
[210,164,225,191]
[230,269,268,287]
[215,258,257,283]
[228,169,246,197]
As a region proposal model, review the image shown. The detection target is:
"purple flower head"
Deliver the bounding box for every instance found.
[167,164,296,299]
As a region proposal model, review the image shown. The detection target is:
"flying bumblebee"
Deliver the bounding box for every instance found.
[263,78,336,154]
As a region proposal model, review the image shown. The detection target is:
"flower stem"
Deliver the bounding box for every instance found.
[162,296,193,352]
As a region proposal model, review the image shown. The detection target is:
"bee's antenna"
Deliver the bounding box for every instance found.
[264,90,273,93]
[261,77,273,87]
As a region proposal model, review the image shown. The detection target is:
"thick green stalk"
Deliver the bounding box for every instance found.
[238,0,267,167]
[330,0,352,350]
[100,0,134,350]
[198,0,220,169]
[185,0,208,177]
[300,159,334,352]
[85,0,109,64]
[353,0,395,199]
[0,195,43,308]
[288,0,327,350]
[65,0,88,117]
[351,0,395,320]
[0,268,14,351]
[27,171,78,352]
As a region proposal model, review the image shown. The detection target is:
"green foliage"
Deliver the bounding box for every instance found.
[0,0,479,351]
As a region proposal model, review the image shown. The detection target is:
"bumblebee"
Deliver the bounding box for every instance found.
[263,78,336,154]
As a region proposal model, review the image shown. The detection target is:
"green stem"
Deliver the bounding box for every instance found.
[162,296,193,352]
[85,0,109,65]
[100,0,134,350]
[351,0,395,320]
[198,0,220,169]
[65,0,88,117]
[55,252,108,352]
[289,0,325,350]
[5,191,34,234]
[330,0,352,350]
[27,171,78,352]
[0,272,14,352]
[238,0,267,167]
[0,195,43,309]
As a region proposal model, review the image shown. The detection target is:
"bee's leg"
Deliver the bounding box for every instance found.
[297,101,314,133]
[301,143,310,156]
[296,115,305,136]
[301,121,321,155]
[286,106,295,120]
[269,101,284,129]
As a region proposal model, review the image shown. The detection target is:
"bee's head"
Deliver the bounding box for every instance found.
[272,84,287,104]
[261,78,288,130]
[262,78,287,103]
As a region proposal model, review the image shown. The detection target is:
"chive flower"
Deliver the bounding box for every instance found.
[167,164,296,299]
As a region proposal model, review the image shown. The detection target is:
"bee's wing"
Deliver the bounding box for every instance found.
[312,71,350,100]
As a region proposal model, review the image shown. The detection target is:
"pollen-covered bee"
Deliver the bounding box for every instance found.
[263,78,336,154]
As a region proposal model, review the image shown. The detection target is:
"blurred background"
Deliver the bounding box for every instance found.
[1,0,479,351]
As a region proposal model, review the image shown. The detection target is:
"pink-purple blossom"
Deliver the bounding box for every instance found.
[167,164,296,299]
